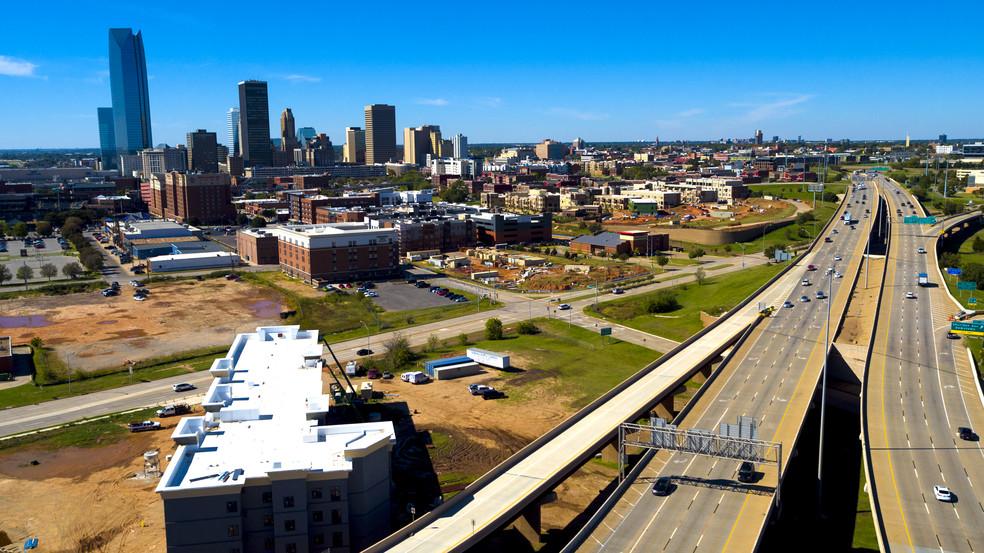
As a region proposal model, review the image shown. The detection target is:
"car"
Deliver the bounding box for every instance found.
[807,265,816,271]
[850,225,856,230]
[824,237,833,243]
[172,382,195,392]
[133,294,146,301]
[832,229,838,234]
[468,384,493,395]
[833,255,842,261]
[947,332,960,339]
[482,389,505,400]
[917,247,926,254]
[737,462,756,483]
[381,371,394,380]
[802,279,810,286]
[651,476,673,496]
[933,485,952,502]
[130,280,141,286]
[405,278,417,284]
[454,297,468,302]
[833,272,843,278]
[415,281,429,288]
[783,301,794,308]
[816,290,825,299]
[863,214,868,218]
[101,289,118,297]
[558,304,572,310]
[800,295,810,302]
[958,427,977,440]
[905,292,915,299]
[367,368,380,379]
[429,285,441,291]
[362,282,375,289]
[611,288,624,295]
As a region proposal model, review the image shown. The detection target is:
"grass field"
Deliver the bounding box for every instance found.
[852,463,879,551]
[586,262,785,342]
[0,407,159,451]
[414,318,660,409]
[938,226,984,309]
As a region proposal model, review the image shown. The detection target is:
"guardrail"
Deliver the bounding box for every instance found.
[364,190,850,553]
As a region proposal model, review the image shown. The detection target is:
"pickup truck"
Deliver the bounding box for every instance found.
[156,404,191,417]
[128,420,161,433]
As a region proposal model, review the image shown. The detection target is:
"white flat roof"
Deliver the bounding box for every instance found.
[149,251,238,262]
[156,326,395,495]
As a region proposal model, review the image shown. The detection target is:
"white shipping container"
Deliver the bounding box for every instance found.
[466,348,510,369]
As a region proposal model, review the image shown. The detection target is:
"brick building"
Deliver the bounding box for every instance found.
[374,216,476,256]
[471,212,552,245]
[315,208,366,224]
[274,223,400,283]
[236,228,280,265]
[149,172,236,224]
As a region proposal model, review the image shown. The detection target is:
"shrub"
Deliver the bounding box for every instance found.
[485,318,503,340]
[644,290,680,314]
[517,320,540,335]
[458,333,469,346]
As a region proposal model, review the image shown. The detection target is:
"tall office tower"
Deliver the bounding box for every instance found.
[186,129,218,173]
[227,108,240,156]
[451,134,468,158]
[97,107,117,170]
[754,129,763,145]
[365,104,396,164]
[108,28,152,154]
[238,80,272,167]
[344,127,366,164]
[939,134,948,144]
[280,108,300,152]
[403,125,439,166]
[296,127,316,148]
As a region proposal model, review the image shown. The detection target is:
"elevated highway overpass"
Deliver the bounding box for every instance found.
[366,179,875,553]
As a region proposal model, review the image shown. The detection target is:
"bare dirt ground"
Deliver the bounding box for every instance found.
[0,279,286,372]
[837,256,884,347]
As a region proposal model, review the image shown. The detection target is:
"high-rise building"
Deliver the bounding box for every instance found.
[403,125,440,166]
[108,28,152,154]
[451,134,468,158]
[344,127,366,164]
[97,107,117,170]
[939,134,948,144]
[304,134,335,166]
[148,172,236,224]
[280,108,300,153]
[238,80,272,167]
[365,104,396,164]
[186,129,218,173]
[754,129,764,145]
[535,139,564,160]
[140,147,187,175]
[226,108,240,156]
[297,127,316,148]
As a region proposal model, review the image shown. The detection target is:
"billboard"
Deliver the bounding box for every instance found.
[958,281,978,290]
[947,268,962,275]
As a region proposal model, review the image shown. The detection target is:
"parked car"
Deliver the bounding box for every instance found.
[481,389,505,400]
[415,281,429,288]
[102,289,118,297]
[156,404,191,417]
[128,420,161,433]
[367,368,380,379]
[381,371,394,380]
[172,382,195,392]
[468,384,493,395]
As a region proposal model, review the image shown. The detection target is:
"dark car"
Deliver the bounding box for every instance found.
[415,281,429,288]
[405,277,417,284]
[737,461,755,483]
[356,348,374,356]
[481,389,505,400]
[958,427,977,441]
[947,332,960,339]
[651,476,673,496]
[381,371,394,380]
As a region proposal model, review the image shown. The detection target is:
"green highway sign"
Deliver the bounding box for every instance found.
[903,216,937,224]
[918,217,936,224]
[951,321,984,332]
[958,281,978,290]
[971,298,978,305]
[600,327,612,336]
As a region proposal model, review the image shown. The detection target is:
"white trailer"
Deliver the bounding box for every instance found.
[466,348,510,369]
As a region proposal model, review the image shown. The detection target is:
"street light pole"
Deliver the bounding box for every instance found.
[361,321,370,354]
[818,255,832,516]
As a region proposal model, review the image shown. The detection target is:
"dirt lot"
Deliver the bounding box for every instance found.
[836,256,884,347]
[0,278,286,372]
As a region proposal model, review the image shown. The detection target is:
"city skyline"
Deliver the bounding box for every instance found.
[1,0,983,149]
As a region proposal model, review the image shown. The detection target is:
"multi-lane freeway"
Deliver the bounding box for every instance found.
[865,177,984,552]
[578,175,878,552]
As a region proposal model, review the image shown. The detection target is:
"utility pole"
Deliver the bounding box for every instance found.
[361,321,370,354]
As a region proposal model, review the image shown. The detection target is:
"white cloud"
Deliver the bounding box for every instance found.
[675,108,705,118]
[416,98,449,106]
[476,97,502,108]
[285,74,321,83]
[549,107,609,121]
[0,55,38,77]
[730,93,813,123]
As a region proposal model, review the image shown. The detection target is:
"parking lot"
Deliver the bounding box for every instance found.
[0,237,82,285]
[367,280,469,312]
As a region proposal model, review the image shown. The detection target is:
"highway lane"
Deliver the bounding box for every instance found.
[580,176,877,552]
[866,177,984,552]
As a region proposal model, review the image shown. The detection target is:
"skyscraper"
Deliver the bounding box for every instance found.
[280,109,300,153]
[227,108,240,156]
[451,134,468,159]
[238,81,272,167]
[754,129,763,145]
[365,104,396,165]
[186,129,218,173]
[403,125,439,166]
[344,127,366,164]
[97,107,117,170]
[108,28,152,154]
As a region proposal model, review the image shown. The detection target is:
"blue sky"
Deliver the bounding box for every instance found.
[1,0,982,149]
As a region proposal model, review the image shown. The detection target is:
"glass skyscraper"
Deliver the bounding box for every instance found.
[227,108,240,157]
[238,80,272,167]
[97,107,117,169]
[109,28,152,155]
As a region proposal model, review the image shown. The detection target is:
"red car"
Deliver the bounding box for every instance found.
[807,265,815,271]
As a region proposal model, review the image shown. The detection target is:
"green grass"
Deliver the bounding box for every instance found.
[586,262,785,342]
[939,226,984,310]
[852,462,879,551]
[412,318,660,409]
[0,347,226,409]
[0,407,159,451]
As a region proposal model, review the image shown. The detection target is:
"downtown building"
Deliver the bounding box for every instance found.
[364,104,396,165]
[471,212,553,245]
[239,81,273,167]
[149,172,236,224]
[108,28,152,155]
[371,215,476,256]
[156,325,396,553]
[274,223,400,284]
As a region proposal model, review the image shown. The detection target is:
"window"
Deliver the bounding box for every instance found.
[228,524,239,537]
[286,545,297,553]
[330,486,341,501]
[226,501,238,513]
[228,549,240,553]
[311,487,323,499]
[331,509,342,524]
[264,538,274,551]
[313,533,325,545]
[262,492,272,504]
[284,520,295,532]
[312,510,323,522]
[263,515,273,527]
[283,496,294,508]
[332,532,344,547]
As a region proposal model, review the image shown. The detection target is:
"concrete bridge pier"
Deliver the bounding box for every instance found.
[511,491,558,546]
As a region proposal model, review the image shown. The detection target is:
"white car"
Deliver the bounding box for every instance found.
[906,292,915,299]
[833,255,842,261]
[558,304,572,310]
[172,382,195,392]
[134,295,146,301]
[933,485,952,502]
[917,247,926,254]
[833,272,843,279]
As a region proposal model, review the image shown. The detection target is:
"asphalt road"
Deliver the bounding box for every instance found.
[579,175,877,552]
[865,177,984,552]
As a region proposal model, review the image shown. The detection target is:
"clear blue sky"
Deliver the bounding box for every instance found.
[1,0,982,149]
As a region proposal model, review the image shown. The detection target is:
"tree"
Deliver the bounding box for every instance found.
[694,267,707,285]
[12,222,28,238]
[61,262,84,279]
[458,333,469,346]
[723,244,732,253]
[30,336,44,349]
[973,237,984,254]
[764,245,778,259]
[0,265,11,286]
[644,290,679,313]
[236,213,250,225]
[261,209,276,218]
[384,333,414,371]
[517,320,540,335]
[587,222,603,233]
[16,265,33,288]
[40,263,58,282]
[439,180,469,203]
[80,250,104,273]
[251,216,267,228]
[426,333,439,352]
[485,318,503,340]
[36,221,52,237]
[656,255,669,270]
[186,216,202,227]
[688,247,706,263]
